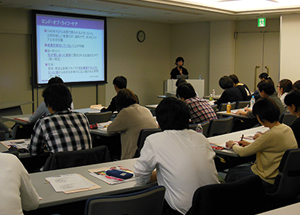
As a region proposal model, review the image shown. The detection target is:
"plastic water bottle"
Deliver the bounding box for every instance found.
[212,89,215,97]
[250,95,255,109]
[226,102,231,113]
[196,124,203,134]
[198,74,202,79]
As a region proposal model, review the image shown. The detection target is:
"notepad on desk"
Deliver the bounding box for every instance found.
[14,116,30,123]
[90,104,103,110]
[1,139,30,151]
[45,173,100,194]
[88,166,134,185]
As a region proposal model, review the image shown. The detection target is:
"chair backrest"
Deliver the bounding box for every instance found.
[189,121,210,137]
[0,130,6,141]
[218,102,236,111]
[236,101,250,109]
[266,148,300,202]
[135,128,161,157]
[43,146,111,171]
[85,112,112,124]
[279,112,297,126]
[211,104,218,112]
[207,116,233,137]
[186,175,270,215]
[84,185,166,215]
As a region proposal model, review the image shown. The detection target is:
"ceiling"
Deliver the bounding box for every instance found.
[1,0,300,24]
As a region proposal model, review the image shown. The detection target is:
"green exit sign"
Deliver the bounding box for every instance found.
[258,18,266,27]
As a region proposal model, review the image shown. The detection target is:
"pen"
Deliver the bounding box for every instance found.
[240,134,244,141]
[105,175,123,181]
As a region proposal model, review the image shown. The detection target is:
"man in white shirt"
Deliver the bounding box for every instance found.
[134,97,219,215]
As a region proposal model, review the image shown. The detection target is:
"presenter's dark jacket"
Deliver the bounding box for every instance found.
[170,67,188,79]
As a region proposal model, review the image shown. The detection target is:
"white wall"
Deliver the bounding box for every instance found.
[209,21,236,95]
[280,14,300,82]
[170,22,210,94]
[106,18,171,106]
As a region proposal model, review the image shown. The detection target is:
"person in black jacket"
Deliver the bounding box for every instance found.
[170,57,189,79]
[215,76,243,108]
[229,74,251,101]
[101,76,139,113]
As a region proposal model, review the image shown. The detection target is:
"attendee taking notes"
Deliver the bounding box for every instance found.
[0,153,39,215]
[101,76,139,113]
[176,83,217,124]
[29,76,74,123]
[134,97,219,215]
[284,90,300,147]
[277,79,292,107]
[29,83,91,156]
[293,80,300,90]
[226,97,297,187]
[215,76,243,108]
[236,79,287,118]
[229,74,251,101]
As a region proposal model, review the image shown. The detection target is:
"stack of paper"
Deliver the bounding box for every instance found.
[90,104,103,110]
[45,173,100,194]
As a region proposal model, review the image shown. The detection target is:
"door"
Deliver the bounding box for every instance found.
[235,32,279,92]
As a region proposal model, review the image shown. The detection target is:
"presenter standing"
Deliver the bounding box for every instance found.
[170,57,189,79]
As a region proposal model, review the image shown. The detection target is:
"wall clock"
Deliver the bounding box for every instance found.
[137,30,146,42]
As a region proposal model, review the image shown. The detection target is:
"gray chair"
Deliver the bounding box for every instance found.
[135,128,161,157]
[85,111,112,124]
[218,102,236,111]
[207,116,233,137]
[279,112,297,126]
[189,121,210,137]
[0,130,6,141]
[43,146,111,171]
[84,185,166,215]
[236,101,250,109]
[265,148,300,206]
[186,175,271,215]
[211,104,218,112]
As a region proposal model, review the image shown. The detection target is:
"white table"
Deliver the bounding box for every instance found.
[0,101,32,118]
[30,158,156,209]
[217,108,250,119]
[258,202,300,215]
[207,126,269,157]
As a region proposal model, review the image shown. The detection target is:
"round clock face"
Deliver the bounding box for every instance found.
[137,30,145,42]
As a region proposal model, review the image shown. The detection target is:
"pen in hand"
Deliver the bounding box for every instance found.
[240,134,244,141]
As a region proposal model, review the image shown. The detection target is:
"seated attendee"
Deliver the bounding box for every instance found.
[284,90,300,147]
[170,57,189,79]
[215,76,243,107]
[0,153,39,214]
[175,78,187,87]
[29,83,92,156]
[252,72,269,100]
[229,74,251,101]
[101,76,138,113]
[293,80,300,90]
[277,79,292,107]
[134,97,219,215]
[29,76,74,123]
[107,89,157,160]
[236,79,287,118]
[176,83,217,124]
[226,97,297,188]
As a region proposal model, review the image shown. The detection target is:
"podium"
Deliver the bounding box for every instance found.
[164,79,205,98]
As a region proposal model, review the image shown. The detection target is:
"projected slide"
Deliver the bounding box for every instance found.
[34,13,106,85]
